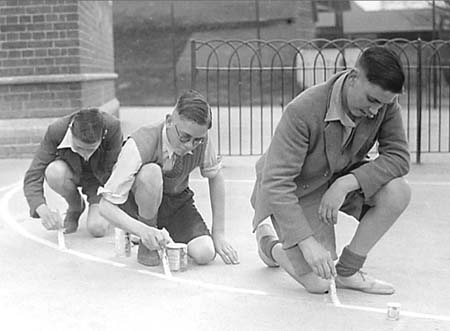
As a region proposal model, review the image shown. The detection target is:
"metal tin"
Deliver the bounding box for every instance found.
[387,302,401,321]
[115,228,131,257]
[166,242,188,271]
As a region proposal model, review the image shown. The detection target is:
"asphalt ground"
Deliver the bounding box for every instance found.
[1,108,450,330]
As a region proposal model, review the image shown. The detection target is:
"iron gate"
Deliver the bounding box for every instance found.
[190,38,450,163]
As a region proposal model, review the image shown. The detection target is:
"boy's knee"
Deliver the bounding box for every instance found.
[135,163,163,189]
[45,160,71,186]
[87,222,108,237]
[134,164,163,217]
[188,236,216,265]
[86,204,109,237]
[379,177,411,210]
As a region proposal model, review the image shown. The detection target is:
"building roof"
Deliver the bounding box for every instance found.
[317,1,433,34]
[113,0,304,27]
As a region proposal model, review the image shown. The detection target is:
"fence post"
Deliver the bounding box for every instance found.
[416,38,422,164]
[190,40,197,90]
[170,2,178,102]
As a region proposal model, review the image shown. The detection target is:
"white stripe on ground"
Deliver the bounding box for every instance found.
[0,183,266,296]
[2,182,450,322]
[0,181,23,192]
[190,179,450,186]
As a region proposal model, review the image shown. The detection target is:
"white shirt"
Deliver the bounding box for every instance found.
[99,122,222,205]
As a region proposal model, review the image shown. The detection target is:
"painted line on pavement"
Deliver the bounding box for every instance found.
[192,178,450,186]
[0,181,23,192]
[0,182,267,297]
[2,182,450,322]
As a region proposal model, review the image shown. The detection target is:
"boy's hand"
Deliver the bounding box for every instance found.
[36,204,63,231]
[298,236,336,280]
[318,183,346,225]
[213,233,239,265]
[140,227,172,250]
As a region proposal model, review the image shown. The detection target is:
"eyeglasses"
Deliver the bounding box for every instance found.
[174,124,206,145]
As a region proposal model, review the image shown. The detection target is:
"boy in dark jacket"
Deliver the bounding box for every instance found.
[23,108,123,236]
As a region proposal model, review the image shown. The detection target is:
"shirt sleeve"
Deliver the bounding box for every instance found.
[98,138,142,204]
[200,135,222,178]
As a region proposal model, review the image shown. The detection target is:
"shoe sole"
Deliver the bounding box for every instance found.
[335,279,395,295]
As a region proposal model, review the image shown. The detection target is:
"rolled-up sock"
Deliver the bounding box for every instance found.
[260,236,281,261]
[336,246,366,277]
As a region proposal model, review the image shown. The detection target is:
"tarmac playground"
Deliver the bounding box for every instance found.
[1,108,450,331]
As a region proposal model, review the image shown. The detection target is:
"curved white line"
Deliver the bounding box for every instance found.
[0,181,22,192]
[0,183,266,296]
[2,183,450,322]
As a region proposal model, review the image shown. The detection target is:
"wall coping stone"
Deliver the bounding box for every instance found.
[0,73,118,86]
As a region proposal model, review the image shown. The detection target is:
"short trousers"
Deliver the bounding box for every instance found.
[272,188,372,277]
[50,158,101,205]
[120,187,211,244]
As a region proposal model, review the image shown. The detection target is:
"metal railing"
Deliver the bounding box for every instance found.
[190,38,450,163]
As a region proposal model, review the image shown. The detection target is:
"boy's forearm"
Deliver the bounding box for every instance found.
[99,198,148,236]
[208,173,226,235]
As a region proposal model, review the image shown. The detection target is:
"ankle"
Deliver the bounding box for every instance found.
[336,246,366,277]
[260,235,280,261]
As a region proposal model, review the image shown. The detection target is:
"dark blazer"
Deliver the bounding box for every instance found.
[23,111,123,217]
[251,71,410,249]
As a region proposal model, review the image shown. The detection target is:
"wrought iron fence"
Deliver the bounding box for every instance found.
[190,38,450,163]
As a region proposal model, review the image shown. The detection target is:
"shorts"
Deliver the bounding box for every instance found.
[272,188,371,276]
[51,158,101,205]
[120,187,211,244]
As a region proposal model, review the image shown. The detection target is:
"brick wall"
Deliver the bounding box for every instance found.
[0,0,81,77]
[0,0,117,120]
[78,1,114,73]
[0,0,117,157]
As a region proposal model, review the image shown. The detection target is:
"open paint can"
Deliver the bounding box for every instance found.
[166,242,188,272]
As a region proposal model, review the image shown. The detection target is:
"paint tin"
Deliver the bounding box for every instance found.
[387,302,401,321]
[115,228,131,257]
[166,242,188,271]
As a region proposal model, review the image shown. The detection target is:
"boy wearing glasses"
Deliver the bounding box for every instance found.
[99,90,239,266]
[23,108,123,236]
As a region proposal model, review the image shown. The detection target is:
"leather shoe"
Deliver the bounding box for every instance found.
[335,271,395,295]
[64,199,86,234]
[256,223,279,267]
[137,240,160,266]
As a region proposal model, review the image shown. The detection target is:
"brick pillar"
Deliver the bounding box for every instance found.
[0,0,118,157]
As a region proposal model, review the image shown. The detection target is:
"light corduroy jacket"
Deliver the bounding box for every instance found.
[251,71,410,249]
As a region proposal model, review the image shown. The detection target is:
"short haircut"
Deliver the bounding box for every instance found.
[175,89,212,129]
[357,46,405,94]
[70,108,105,143]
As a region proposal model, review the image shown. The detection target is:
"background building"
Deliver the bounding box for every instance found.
[112,0,315,106]
[0,0,117,157]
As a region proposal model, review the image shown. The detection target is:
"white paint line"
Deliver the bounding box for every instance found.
[0,183,267,297]
[333,303,450,322]
[192,178,450,186]
[2,182,450,322]
[408,181,450,186]
[0,182,22,192]
[160,247,173,278]
[329,277,341,306]
[57,228,66,250]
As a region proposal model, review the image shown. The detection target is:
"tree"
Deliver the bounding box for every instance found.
[431,0,450,37]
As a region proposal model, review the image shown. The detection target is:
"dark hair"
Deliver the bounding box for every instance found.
[70,108,105,143]
[175,89,212,129]
[357,46,405,93]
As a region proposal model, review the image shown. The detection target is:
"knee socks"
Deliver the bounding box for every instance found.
[260,235,281,261]
[335,246,366,277]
